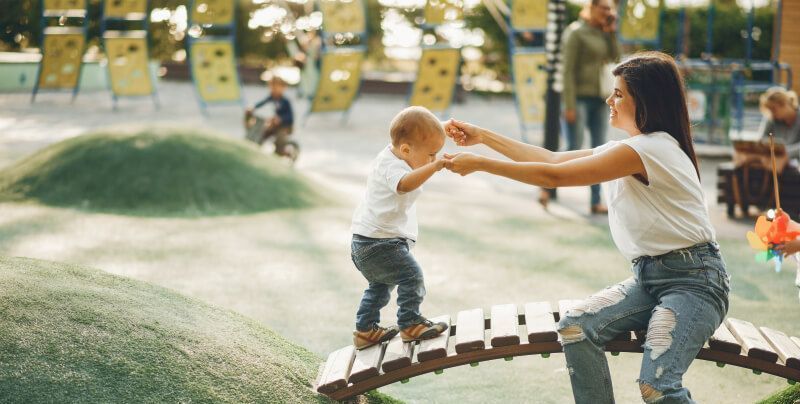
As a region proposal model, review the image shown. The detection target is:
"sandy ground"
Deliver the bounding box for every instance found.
[1,82,798,403]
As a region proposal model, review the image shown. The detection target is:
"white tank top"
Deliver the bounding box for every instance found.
[593,132,716,261]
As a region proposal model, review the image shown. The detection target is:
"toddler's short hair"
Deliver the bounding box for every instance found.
[390,106,444,146]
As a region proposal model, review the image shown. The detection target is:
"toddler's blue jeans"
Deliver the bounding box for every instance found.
[351,234,426,331]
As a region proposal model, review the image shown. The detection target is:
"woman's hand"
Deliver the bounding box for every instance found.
[443,152,483,176]
[444,119,484,147]
[776,239,800,258]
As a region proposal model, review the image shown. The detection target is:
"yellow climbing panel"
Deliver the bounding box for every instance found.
[409,48,460,112]
[190,0,234,26]
[38,27,85,90]
[189,40,241,103]
[311,50,364,113]
[44,0,86,12]
[104,31,153,97]
[510,0,548,31]
[620,0,662,43]
[103,0,147,18]
[320,0,366,34]
[423,0,463,25]
[512,52,548,125]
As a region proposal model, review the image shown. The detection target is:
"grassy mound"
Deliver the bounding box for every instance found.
[0,257,399,403]
[0,128,326,216]
[759,384,800,404]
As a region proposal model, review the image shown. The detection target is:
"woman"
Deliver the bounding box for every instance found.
[759,87,800,155]
[443,52,729,403]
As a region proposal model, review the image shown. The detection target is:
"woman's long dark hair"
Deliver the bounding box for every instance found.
[612,52,700,180]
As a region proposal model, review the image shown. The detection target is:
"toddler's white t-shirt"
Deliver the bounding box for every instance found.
[594,132,716,261]
[351,145,421,241]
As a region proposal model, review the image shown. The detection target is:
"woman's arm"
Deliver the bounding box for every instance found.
[444,143,645,188]
[445,119,593,164]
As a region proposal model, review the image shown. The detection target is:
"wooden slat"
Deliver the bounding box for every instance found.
[760,327,800,370]
[490,304,520,347]
[455,308,486,354]
[726,318,778,363]
[316,345,355,394]
[709,322,742,354]
[381,336,414,372]
[525,301,558,343]
[417,315,450,362]
[349,343,385,383]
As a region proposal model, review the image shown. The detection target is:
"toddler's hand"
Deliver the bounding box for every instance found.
[443,152,482,176]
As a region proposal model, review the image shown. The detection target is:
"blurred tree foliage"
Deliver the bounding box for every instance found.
[0,0,777,78]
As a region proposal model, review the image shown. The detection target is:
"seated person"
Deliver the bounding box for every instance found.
[245,76,294,156]
[759,86,800,157]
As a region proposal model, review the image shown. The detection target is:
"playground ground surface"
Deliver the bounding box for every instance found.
[1,82,798,403]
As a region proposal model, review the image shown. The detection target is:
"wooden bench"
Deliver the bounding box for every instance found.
[717,162,800,218]
[315,301,800,401]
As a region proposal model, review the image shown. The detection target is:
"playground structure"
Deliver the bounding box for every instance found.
[101,0,159,109]
[316,300,800,401]
[186,0,243,114]
[31,0,89,102]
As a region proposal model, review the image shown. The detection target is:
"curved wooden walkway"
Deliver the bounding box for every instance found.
[315,300,800,401]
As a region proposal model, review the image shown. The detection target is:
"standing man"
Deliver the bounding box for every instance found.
[562,0,619,214]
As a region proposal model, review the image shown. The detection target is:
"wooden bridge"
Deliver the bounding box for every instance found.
[315,300,800,401]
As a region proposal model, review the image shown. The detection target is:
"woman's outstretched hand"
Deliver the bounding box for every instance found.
[443,152,483,176]
[444,119,484,147]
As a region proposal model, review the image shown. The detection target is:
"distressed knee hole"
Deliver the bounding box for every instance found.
[558,324,585,344]
[639,382,663,403]
[645,306,676,361]
[566,278,635,317]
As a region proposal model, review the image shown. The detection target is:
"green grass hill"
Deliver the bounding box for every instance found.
[0,128,327,216]
[0,256,398,403]
[759,384,800,404]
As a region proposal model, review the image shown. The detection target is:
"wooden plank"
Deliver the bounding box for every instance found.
[726,318,778,363]
[490,304,520,347]
[381,336,414,372]
[760,327,800,370]
[417,315,450,362]
[316,345,356,394]
[455,308,486,354]
[349,343,384,383]
[525,301,558,343]
[709,322,742,354]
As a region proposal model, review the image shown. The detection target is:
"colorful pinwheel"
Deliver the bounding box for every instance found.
[747,210,800,272]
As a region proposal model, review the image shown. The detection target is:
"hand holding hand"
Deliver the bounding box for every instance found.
[443,152,483,176]
[444,119,484,147]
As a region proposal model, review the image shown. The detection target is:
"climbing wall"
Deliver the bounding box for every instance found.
[190,0,234,25]
[311,50,364,113]
[37,28,85,90]
[104,32,153,96]
[512,52,548,125]
[104,0,147,18]
[44,0,86,11]
[619,0,662,43]
[319,0,366,34]
[510,0,548,31]
[423,0,463,26]
[409,47,460,112]
[189,40,240,102]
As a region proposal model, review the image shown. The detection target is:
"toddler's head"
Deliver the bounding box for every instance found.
[389,106,445,169]
[269,76,288,98]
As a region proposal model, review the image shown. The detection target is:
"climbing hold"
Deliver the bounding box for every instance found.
[541,353,550,358]
[435,369,444,375]
[611,352,620,356]
[716,362,725,368]
[470,362,479,367]
[753,370,762,375]
[504,357,513,361]
[401,378,410,384]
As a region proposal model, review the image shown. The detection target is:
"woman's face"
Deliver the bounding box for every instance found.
[606,76,640,135]
[767,101,796,122]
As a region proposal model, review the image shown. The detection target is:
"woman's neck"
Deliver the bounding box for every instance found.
[785,108,798,126]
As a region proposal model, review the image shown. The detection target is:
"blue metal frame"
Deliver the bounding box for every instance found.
[304,0,369,125]
[31,0,89,103]
[506,0,548,142]
[187,0,243,115]
[617,0,663,48]
[100,0,160,110]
